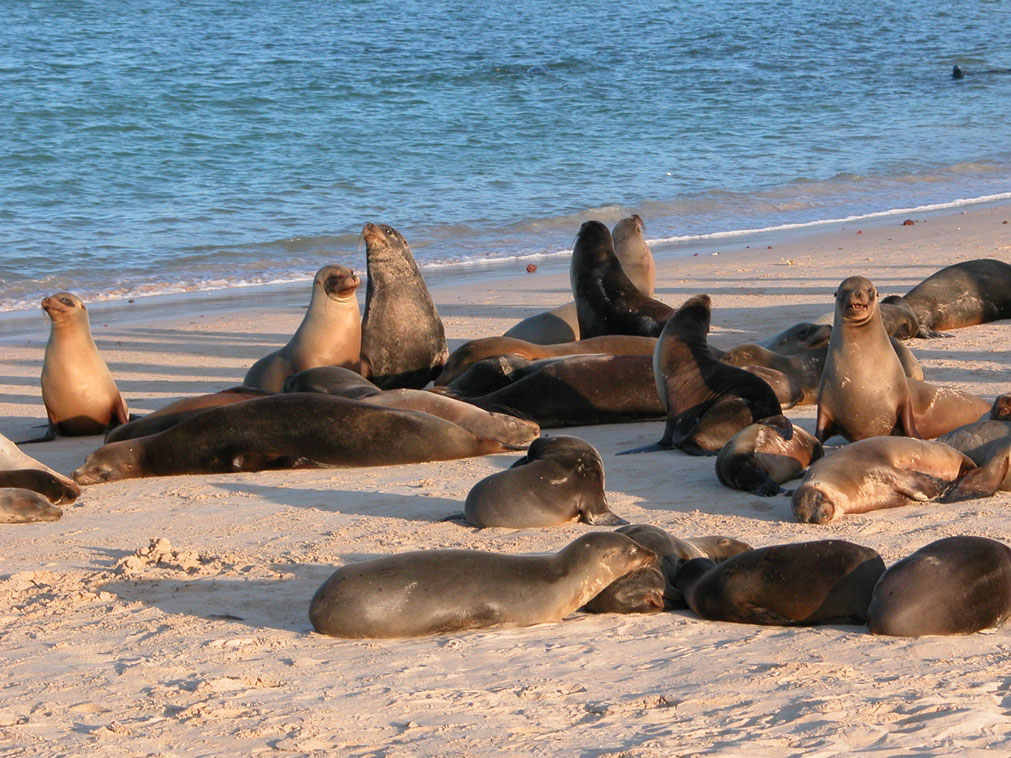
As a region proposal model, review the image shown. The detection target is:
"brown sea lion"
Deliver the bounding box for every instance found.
[815,276,918,442]
[622,294,783,455]
[715,416,824,496]
[0,488,63,524]
[308,532,657,638]
[360,223,448,388]
[906,379,992,439]
[741,366,803,409]
[676,540,886,626]
[72,393,508,485]
[758,322,832,353]
[243,265,362,393]
[0,469,80,505]
[791,437,1009,524]
[879,295,922,339]
[0,432,80,497]
[32,292,128,441]
[463,435,622,528]
[571,220,672,338]
[502,302,580,345]
[868,536,1011,636]
[938,397,1011,490]
[890,258,1011,338]
[436,334,656,386]
[105,387,271,443]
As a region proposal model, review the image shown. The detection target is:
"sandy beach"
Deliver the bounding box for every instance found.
[2,203,1011,757]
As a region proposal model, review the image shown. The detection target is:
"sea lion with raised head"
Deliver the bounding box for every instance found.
[244,265,362,393]
[868,536,1011,637]
[360,223,448,389]
[622,294,783,455]
[308,532,656,638]
[571,220,672,339]
[73,393,508,485]
[611,214,656,296]
[791,436,1009,524]
[0,488,63,524]
[31,292,128,441]
[816,276,918,442]
[715,416,824,496]
[464,435,622,528]
[675,540,886,626]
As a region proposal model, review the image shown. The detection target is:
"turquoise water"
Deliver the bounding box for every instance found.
[2,0,1010,310]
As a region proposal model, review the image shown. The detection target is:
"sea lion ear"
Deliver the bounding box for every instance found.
[759,414,793,438]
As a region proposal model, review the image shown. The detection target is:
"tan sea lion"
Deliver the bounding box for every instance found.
[906,379,992,439]
[360,223,448,389]
[815,276,918,442]
[868,536,1011,636]
[791,436,1009,524]
[105,387,271,443]
[502,302,580,345]
[73,393,508,485]
[676,540,886,626]
[0,488,63,524]
[308,532,657,638]
[243,265,361,393]
[33,292,128,441]
[611,214,656,296]
[715,416,823,496]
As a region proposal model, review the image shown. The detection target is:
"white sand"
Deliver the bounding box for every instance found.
[2,205,1010,756]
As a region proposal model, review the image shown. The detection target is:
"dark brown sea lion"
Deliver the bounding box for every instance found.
[868,536,1011,637]
[675,540,886,626]
[879,296,921,340]
[622,294,783,455]
[436,334,656,386]
[758,322,832,354]
[0,488,63,524]
[890,258,1011,338]
[105,387,270,443]
[571,220,672,338]
[360,223,448,388]
[0,469,80,505]
[715,416,824,496]
[308,532,656,638]
[243,265,362,393]
[791,437,1009,524]
[32,292,128,441]
[464,435,622,528]
[72,393,508,485]
[816,276,918,442]
[741,366,803,409]
[0,432,80,496]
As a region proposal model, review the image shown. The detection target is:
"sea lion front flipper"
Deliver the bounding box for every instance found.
[889,470,951,503]
[940,443,1011,502]
[917,326,954,339]
[814,407,835,443]
[581,505,628,527]
[899,395,921,439]
[112,394,130,427]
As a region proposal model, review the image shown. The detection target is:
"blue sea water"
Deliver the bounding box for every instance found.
[2,0,1010,311]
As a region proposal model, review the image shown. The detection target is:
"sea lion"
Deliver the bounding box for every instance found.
[815,276,918,442]
[791,436,1009,524]
[243,265,362,393]
[715,416,824,496]
[622,294,782,455]
[938,397,1011,490]
[360,223,448,389]
[890,259,1011,337]
[580,567,669,614]
[459,354,665,428]
[953,65,1011,80]
[0,469,80,505]
[0,432,80,497]
[611,214,656,296]
[675,540,886,626]
[758,322,832,353]
[906,379,992,439]
[33,292,128,441]
[283,367,539,448]
[463,435,622,528]
[0,488,63,524]
[994,393,1011,421]
[436,335,656,386]
[878,295,921,340]
[440,354,545,397]
[741,366,803,409]
[868,536,1011,636]
[571,220,672,338]
[308,532,657,638]
[72,393,508,485]
[502,302,580,345]
[105,387,271,443]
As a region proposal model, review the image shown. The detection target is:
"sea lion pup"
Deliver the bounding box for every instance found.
[570,220,673,339]
[622,294,783,455]
[0,432,80,497]
[32,292,128,441]
[580,566,670,614]
[282,367,539,448]
[463,435,622,528]
[72,393,508,485]
[758,322,832,353]
[460,354,665,428]
[790,437,1009,524]
[243,265,362,393]
[435,334,656,386]
[360,223,448,389]
[816,276,918,442]
[308,532,656,638]
[0,489,63,524]
[715,416,824,496]
[611,214,656,296]
[868,536,1011,637]
[105,387,271,443]
[887,258,1011,338]
[878,295,921,340]
[675,540,886,626]
[0,469,80,505]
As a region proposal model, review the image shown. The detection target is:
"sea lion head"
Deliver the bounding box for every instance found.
[991,394,1011,421]
[41,292,87,325]
[561,532,658,579]
[791,483,838,524]
[315,264,360,301]
[573,220,616,267]
[612,214,645,241]
[721,344,767,367]
[663,294,713,341]
[0,489,62,524]
[360,222,411,264]
[834,276,878,326]
[72,441,142,485]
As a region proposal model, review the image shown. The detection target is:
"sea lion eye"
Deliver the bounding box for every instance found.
[383,227,394,236]
[59,297,74,306]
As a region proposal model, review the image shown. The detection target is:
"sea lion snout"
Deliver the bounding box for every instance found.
[992,394,1011,421]
[835,276,877,322]
[791,485,836,523]
[323,269,360,298]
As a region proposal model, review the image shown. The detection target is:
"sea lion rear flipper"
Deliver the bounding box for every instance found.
[438,512,469,523]
[917,327,954,339]
[617,441,671,455]
[940,443,1011,502]
[740,604,798,626]
[17,422,58,445]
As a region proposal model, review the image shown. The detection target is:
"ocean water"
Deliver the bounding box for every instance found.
[2,0,1010,311]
